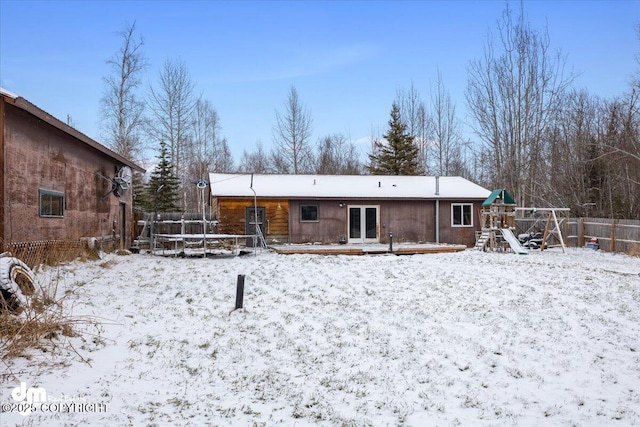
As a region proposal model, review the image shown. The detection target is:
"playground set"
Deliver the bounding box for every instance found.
[475,189,569,254]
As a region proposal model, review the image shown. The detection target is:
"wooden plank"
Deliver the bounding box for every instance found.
[541,212,553,252]
[271,244,467,256]
[611,219,616,252]
[218,198,289,238]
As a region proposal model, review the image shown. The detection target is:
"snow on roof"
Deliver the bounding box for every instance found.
[209,173,491,199]
[0,87,19,99]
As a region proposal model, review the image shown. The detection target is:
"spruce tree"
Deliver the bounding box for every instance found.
[132,172,150,212]
[147,140,180,212]
[368,103,420,175]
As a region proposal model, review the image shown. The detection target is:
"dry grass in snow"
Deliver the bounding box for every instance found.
[2,248,640,426]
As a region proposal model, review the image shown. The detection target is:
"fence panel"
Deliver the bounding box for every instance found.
[516,217,640,254]
[1,240,87,269]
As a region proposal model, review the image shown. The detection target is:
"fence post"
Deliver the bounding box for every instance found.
[611,218,616,252]
[579,218,585,247]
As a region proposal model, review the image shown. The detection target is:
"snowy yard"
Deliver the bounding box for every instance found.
[2,248,640,426]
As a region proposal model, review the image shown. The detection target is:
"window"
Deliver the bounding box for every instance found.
[300,204,319,222]
[39,190,65,218]
[452,203,472,227]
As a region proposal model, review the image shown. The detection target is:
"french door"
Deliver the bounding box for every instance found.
[348,206,379,243]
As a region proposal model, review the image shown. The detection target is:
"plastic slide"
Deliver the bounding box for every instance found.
[500,228,528,255]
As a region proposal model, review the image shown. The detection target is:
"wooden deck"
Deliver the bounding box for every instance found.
[270,243,468,256]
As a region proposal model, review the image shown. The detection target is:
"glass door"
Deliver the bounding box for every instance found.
[348,206,379,243]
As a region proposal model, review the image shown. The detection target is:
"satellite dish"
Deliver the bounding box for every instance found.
[99,166,133,200]
[112,166,132,198]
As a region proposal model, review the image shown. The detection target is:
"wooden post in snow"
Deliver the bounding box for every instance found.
[235,274,245,310]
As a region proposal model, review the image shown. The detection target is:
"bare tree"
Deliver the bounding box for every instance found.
[189,98,220,180]
[596,93,640,218]
[238,141,271,173]
[181,98,235,210]
[272,86,314,174]
[543,90,603,213]
[466,3,573,205]
[100,22,147,160]
[148,59,197,183]
[396,82,430,173]
[216,138,235,172]
[431,69,462,176]
[315,133,362,174]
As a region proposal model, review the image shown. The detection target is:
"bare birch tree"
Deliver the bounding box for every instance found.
[182,98,235,210]
[466,3,573,205]
[238,141,272,173]
[189,99,233,173]
[148,59,197,180]
[396,82,430,174]
[272,86,314,174]
[315,133,362,174]
[100,22,147,161]
[431,69,462,176]
[189,98,220,180]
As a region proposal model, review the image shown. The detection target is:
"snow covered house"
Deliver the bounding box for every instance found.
[208,173,491,247]
[0,88,144,255]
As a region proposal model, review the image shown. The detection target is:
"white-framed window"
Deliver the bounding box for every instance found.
[300,204,319,222]
[452,203,472,227]
[39,189,65,218]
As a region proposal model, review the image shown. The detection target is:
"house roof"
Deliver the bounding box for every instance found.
[0,87,145,173]
[482,189,516,207]
[209,173,491,200]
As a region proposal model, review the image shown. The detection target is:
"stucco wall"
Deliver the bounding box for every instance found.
[2,102,133,247]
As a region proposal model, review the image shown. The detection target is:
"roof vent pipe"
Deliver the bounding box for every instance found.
[313,179,316,185]
[378,181,381,188]
[435,175,440,196]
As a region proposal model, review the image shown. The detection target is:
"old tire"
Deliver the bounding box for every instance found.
[0,257,36,313]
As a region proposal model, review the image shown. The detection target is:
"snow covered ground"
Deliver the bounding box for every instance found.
[2,248,640,426]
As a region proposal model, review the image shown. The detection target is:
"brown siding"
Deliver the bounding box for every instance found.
[437,200,484,246]
[289,200,348,243]
[0,97,5,242]
[215,198,289,241]
[379,200,435,243]
[2,103,134,248]
[216,197,483,247]
[289,199,437,244]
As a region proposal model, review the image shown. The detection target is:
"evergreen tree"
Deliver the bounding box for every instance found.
[132,172,150,212]
[368,103,420,175]
[147,141,180,212]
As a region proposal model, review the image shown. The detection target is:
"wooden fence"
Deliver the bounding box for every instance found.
[515,217,640,254]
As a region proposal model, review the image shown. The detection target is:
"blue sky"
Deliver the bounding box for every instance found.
[1,1,638,165]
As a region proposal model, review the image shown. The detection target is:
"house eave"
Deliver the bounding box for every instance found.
[1,89,145,173]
